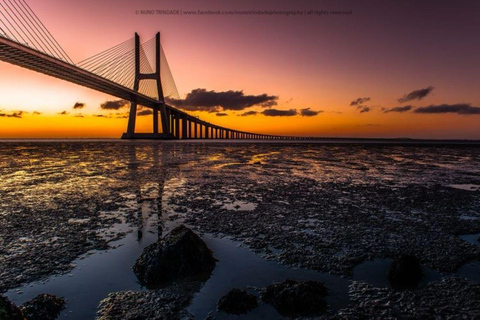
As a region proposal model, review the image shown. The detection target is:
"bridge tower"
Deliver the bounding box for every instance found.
[123,32,170,139]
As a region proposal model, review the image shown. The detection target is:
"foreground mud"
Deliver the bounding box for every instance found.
[1,141,479,318]
[335,277,480,319]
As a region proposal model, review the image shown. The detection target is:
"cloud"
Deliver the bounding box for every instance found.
[137,109,153,116]
[239,111,258,117]
[300,108,322,117]
[0,111,23,118]
[58,111,68,115]
[414,103,480,115]
[216,112,228,117]
[359,106,371,113]
[33,111,41,115]
[384,105,413,113]
[93,114,107,118]
[357,123,381,127]
[73,102,85,109]
[100,99,129,110]
[398,86,433,103]
[350,97,370,106]
[262,109,297,117]
[168,88,278,112]
[74,114,84,118]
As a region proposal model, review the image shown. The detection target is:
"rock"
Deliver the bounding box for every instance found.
[21,294,65,320]
[0,295,24,320]
[97,282,201,320]
[262,279,328,317]
[133,225,216,286]
[217,289,258,315]
[388,254,423,289]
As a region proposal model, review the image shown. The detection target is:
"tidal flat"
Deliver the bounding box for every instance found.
[0,140,479,319]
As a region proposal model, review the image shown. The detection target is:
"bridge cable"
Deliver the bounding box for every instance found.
[5,0,56,58]
[13,0,68,61]
[18,0,73,64]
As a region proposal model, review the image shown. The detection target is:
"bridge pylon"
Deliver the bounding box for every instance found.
[122,32,171,139]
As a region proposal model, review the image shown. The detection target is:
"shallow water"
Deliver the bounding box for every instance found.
[1,140,480,318]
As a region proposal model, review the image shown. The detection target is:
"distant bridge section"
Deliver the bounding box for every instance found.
[0,0,303,140]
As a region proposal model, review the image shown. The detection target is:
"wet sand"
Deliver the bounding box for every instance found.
[1,140,479,318]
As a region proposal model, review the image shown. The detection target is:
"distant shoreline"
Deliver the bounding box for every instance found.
[0,137,479,144]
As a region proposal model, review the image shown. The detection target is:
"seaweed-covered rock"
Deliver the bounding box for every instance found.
[217,289,258,315]
[0,295,23,320]
[133,225,216,286]
[97,282,201,320]
[21,294,65,320]
[388,254,423,289]
[262,279,328,317]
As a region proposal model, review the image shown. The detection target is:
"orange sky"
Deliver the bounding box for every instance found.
[0,0,479,139]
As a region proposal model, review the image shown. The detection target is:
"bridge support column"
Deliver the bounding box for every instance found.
[126,102,137,138]
[182,115,188,139]
[175,113,180,138]
[195,123,198,139]
[153,109,159,134]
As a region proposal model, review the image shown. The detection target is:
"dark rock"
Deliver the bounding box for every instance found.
[217,289,258,315]
[20,294,65,320]
[97,282,201,320]
[262,279,328,317]
[133,225,216,286]
[0,295,23,320]
[388,254,423,289]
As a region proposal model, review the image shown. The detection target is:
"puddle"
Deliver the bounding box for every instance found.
[5,231,156,319]
[459,233,480,246]
[449,184,480,191]
[457,261,480,283]
[222,201,257,211]
[187,235,350,319]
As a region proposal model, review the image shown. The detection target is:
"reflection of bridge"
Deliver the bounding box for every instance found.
[0,0,299,140]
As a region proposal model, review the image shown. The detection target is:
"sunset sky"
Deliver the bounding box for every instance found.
[0,0,479,139]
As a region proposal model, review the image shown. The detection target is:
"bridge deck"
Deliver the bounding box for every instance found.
[0,36,160,108]
[0,35,286,139]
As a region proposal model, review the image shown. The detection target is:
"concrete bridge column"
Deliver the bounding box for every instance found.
[194,123,198,139]
[153,109,159,134]
[182,115,188,139]
[175,113,180,138]
[126,102,137,137]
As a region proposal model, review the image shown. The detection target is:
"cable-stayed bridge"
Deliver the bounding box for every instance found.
[0,0,301,139]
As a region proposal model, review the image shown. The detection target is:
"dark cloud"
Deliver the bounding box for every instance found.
[73,102,85,109]
[93,114,107,118]
[357,123,381,127]
[398,86,433,103]
[58,111,68,115]
[137,109,153,116]
[100,99,129,110]
[359,106,371,113]
[0,111,23,118]
[216,112,228,117]
[384,105,413,113]
[350,97,370,106]
[74,114,84,118]
[168,88,278,112]
[262,109,297,117]
[33,111,41,115]
[414,103,480,115]
[239,111,258,117]
[300,108,322,117]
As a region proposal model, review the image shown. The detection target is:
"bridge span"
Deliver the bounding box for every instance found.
[0,0,304,140]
